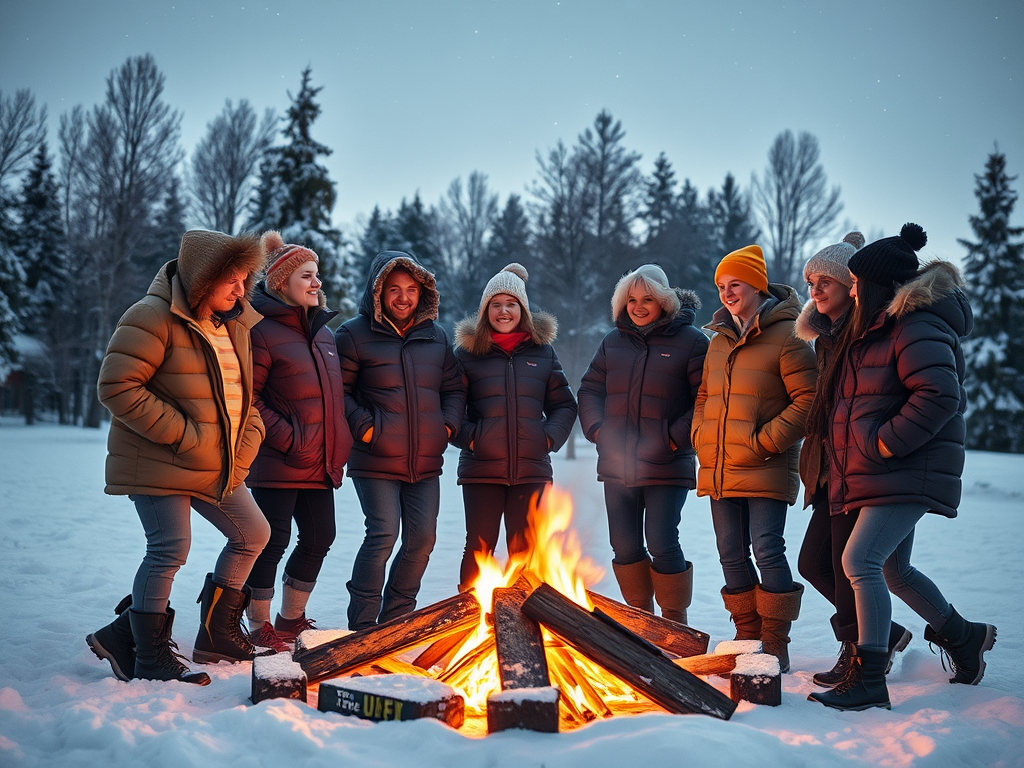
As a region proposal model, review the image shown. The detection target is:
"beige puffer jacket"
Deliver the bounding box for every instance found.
[98,231,266,504]
[691,283,817,504]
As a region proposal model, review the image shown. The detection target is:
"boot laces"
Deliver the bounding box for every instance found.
[830,655,863,695]
[928,640,957,675]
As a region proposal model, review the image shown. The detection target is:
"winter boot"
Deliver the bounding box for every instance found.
[193,573,275,664]
[650,562,693,624]
[248,622,290,653]
[86,594,135,681]
[612,558,655,613]
[274,613,318,643]
[721,586,762,641]
[808,645,891,711]
[129,608,211,685]
[812,641,855,688]
[923,606,997,685]
[756,583,803,674]
[886,622,913,674]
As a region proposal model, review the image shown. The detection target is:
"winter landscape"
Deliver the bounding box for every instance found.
[0,421,1021,768]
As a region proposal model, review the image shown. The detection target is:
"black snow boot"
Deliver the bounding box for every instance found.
[812,641,855,688]
[885,622,913,674]
[86,595,135,681]
[924,606,997,685]
[193,573,275,664]
[129,608,211,685]
[808,646,891,711]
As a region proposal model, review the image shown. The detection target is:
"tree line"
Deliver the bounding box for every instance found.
[1,56,1022,452]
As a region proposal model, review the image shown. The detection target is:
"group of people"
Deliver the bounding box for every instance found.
[86,222,996,713]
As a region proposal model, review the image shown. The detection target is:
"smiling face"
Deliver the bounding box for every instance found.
[806,272,853,322]
[716,273,762,324]
[487,293,522,334]
[626,282,663,327]
[382,267,421,326]
[205,269,247,315]
[282,260,321,309]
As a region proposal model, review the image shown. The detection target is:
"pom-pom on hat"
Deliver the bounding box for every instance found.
[715,244,769,294]
[803,231,865,288]
[479,263,531,316]
[261,231,319,293]
[848,223,926,288]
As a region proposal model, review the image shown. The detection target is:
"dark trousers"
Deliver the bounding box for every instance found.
[459,482,548,587]
[246,487,337,600]
[798,486,859,641]
[603,482,689,574]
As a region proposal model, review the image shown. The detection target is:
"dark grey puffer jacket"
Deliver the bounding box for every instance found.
[828,261,973,518]
[451,312,578,486]
[578,290,709,487]
[335,251,466,482]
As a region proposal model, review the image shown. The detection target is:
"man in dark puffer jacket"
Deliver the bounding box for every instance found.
[335,251,465,629]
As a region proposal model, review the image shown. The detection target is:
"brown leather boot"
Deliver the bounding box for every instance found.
[611,558,655,613]
[650,562,693,624]
[721,586,761,640]
[756,583,803,673]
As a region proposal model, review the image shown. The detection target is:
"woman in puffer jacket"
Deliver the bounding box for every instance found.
[578,264,708,625]
[451,264,577,589]
[243,232,353,650]
[808,223,996,712]
[692,245,817,672]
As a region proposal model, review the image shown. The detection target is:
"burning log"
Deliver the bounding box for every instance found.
[318,673,465,727]
[729,654,781,707]
[487,687,560,733]
[522,584,736,720]
[587,590,709,658]
[251,652,307,704]
[547,645,612,721]
[493,586,550,690]
[294,592,480,683]
[412,627,475,671]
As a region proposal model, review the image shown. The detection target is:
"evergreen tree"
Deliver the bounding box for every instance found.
[960,149,1024,452]
[0,175,25,380]
[247,67,354,316]
[395,192,439,272]
[146,175,188,278]
[641,152,678,242]
[356,205,398,279]
[708,173,761,257]
[485,194,532,278]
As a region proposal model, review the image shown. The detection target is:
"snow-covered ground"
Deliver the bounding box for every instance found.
[1,422,1021,767]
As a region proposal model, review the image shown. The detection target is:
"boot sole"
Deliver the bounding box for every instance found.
[85,633,132,682]
[885,628,914,674]
[808,693,892,712]
[193,646,276,664]
[954,625,997,686]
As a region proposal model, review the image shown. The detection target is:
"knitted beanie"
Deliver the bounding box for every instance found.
[479,263,530,316]
[803,231,865,288]
[715,244,768,294]
[848,223,926,288]
[261,231,319,293]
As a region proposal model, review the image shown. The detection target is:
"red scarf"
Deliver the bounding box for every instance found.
[492,330,530,354]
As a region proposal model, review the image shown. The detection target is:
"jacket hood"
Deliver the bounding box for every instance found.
[175,230,265,322]
[886,260,973,336]
[358,251,439,327]
[454,310,558,354]
[795,299,851,343]
[707,282,802,336]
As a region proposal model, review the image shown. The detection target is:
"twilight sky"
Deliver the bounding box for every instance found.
[2,0,1022,271]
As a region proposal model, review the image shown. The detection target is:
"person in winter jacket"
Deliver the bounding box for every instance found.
[808,223,996,712]
[796,232,913,689]
[242,232,354,650]
[451,264,578,589]
[692,245,817,671]
[335,251,466,630]
[578,265,708,624]
[86,230,273,687]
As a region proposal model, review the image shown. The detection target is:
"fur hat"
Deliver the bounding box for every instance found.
[176,229,264,321]
[611,264,682,321]
[479,263,531,317]
[261,231,319,293]
[803,231,865,288]
[849,223,926,288]
[715,244,768,294]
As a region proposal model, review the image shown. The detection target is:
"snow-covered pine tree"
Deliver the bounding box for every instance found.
[356,205,398,280]
[395,193,439,273]
[247,67,355,318]
[960,149,1024,452]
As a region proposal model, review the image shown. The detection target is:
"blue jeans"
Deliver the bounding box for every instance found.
[710,496,793,594]
[604,483,689,573]
[130,487,271,614]
[347,476,440,630]
[843,503,952,652]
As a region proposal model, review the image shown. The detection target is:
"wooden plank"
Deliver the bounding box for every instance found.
[411,627,475,670]
[318,674,465,727]
[675,653,742,676]
[294,592,480,683]
[493,587,550,690]
[522,584,736,720]
[587,590,710,658]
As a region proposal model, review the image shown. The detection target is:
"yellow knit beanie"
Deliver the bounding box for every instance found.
[714,244,768,294]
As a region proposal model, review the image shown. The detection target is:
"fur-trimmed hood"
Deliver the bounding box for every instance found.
[795,299,850,343]
[886,260,970,335]
[175,230,265,322]
[454,310,558,355]
[358,250,440,328]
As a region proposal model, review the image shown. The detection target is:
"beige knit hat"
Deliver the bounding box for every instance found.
[479,263,530,316]
[261,231,319,293]
[803,231,865,288]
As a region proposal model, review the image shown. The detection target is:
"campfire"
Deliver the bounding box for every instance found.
[261,487,751,735]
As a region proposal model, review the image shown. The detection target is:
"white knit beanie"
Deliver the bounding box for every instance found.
[803,232,865,288]
[479,263,530,316]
